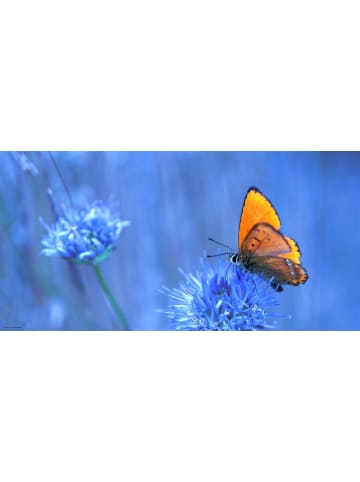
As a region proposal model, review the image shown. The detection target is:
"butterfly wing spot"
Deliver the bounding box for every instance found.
[284,258,296,277]
[247,236,261,252]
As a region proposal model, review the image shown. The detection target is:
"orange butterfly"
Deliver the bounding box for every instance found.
[209,187,308,291]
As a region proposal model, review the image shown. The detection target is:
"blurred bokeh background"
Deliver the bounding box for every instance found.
[0,151,359,330]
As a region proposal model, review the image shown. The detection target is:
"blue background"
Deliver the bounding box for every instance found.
[1,151,359,330]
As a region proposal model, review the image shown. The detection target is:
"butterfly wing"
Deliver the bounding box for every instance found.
[241,223,291,258]
[238,187,281,250]
[248,256,308,286]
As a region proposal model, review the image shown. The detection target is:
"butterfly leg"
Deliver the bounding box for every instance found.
[224,262,233,280]
[270,280,283,292]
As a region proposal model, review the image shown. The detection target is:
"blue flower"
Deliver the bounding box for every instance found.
[161,256,279,330]
[40,201,130,265]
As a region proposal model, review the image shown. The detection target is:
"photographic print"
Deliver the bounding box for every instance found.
[1,151,358,330]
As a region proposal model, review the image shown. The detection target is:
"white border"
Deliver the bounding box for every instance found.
[1,332,359,482]
[0,0,359,150]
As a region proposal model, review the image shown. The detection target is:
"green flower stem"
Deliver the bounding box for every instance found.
[93,265,130,331]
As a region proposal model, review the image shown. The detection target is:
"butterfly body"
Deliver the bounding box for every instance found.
[228,187,308,290]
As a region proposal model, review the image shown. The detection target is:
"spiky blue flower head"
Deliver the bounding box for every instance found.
[161,256,279,330]
[40,201,130,265]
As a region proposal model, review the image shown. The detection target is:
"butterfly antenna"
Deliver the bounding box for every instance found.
[208,237,234,251]
[207,251,232,258]
[48,151,74,208]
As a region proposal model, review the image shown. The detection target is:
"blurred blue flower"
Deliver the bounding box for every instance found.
[40,201,130,265]
[161,256,279,330]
